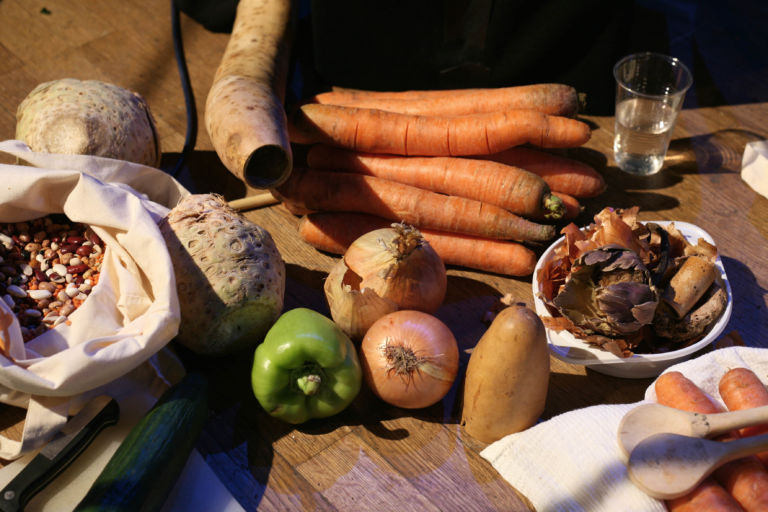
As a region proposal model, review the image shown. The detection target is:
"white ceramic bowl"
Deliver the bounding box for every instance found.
[532,220,733,379]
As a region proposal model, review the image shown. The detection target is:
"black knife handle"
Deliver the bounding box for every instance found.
[0,397,120,512]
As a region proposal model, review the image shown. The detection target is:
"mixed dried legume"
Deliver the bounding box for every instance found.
[0,214,105,342]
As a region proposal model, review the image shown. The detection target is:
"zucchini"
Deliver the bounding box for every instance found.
[74,372,209,512]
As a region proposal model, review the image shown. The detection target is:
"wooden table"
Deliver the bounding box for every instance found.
[1,2,767,510]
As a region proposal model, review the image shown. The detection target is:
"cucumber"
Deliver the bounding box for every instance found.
[74,372,209,512]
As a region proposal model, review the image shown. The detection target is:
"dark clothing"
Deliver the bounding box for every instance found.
[309,0,634,114]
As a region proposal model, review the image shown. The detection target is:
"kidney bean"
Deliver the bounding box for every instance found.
[76,245,93,257]
[0,215,105,342]
[58,243,79,254]
[67,264,89,274]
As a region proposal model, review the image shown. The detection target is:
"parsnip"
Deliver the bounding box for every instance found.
[461,304,550,444]
[205,0,295,188]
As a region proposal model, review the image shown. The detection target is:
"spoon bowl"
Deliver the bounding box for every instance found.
[628,431,768,499]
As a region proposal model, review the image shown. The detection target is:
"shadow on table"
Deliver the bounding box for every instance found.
[665,128,766,175]
[719,255,768,348]
[160,149,247,198]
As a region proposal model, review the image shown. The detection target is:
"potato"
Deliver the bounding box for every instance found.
[15,78,161,167]
[460,303,550,444]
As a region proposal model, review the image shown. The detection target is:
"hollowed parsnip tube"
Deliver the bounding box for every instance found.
[663,255,717,317]
[205,0,295,188]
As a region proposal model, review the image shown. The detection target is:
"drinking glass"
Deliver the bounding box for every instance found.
[613,52,693,176]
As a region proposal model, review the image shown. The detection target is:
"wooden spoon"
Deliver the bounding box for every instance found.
[627,431,768,499]
[617,403,768,459]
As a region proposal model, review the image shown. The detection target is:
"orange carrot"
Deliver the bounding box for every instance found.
[551,191,582,220]
[288,104,592,155]
[311,83,580,117]
[306,145,565,220]
[715,458,768,512]
[666,478,745,512]
[480,146,606,198]
[272,168,556,242]
[655,371,724,414]
[298,212,537,276]
[656,371,768,511]
[719,368,768,466]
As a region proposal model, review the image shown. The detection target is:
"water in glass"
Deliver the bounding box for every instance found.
[614,97,677,175]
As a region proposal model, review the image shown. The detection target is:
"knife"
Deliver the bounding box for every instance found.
[0,395,120,512]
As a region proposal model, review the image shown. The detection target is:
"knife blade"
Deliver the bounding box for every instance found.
[0,395,120,512]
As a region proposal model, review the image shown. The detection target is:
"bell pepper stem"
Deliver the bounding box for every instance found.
[296,373,322,395]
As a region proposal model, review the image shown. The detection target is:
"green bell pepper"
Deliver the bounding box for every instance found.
[251,308,362,424]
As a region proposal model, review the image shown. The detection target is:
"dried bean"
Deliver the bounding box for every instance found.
[38,282,57,293]
[28,289,52,300]
[0,215,105,341]
[7,285,27,298]
[58,303,75,317]
[76,245,93,257]
[67,264,88,274]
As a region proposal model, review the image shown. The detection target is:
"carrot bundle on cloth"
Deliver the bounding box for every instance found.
[479,346,768,512]
[653,371,766,511]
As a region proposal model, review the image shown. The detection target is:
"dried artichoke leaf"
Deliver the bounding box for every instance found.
[552,245,659,337]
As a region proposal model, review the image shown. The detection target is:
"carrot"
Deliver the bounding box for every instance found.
[719,368,768,465]
[305,145,565,220]
[666,478,745,512]
[298,212,537,276]
[655,371,724,414]
[311,83,580,117]
[715,458,768,512]
[272,168,556,242]
[480,146,606,198]
[205,0,295,187]
[288,104,592,155]
[656,371,768,511]
[551,192,582,220]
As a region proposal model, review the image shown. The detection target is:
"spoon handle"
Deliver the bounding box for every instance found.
[706,404,768,437]
[720,431,768,463]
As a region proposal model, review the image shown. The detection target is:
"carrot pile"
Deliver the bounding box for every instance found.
[654,368,768,511]
[279,82,606,276]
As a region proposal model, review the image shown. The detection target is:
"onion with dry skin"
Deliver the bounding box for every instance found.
[324,223,447,340]
[359,310,459,409]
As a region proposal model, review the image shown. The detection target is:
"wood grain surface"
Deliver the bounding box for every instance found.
[1,1,767,510]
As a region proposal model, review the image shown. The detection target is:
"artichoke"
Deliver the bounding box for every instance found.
[552,245,659,337]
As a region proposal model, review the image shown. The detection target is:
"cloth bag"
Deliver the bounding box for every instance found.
[0,140,188,460]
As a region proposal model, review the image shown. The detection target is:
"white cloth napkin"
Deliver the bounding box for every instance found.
[741,140,768,199]
[480,346,768,512]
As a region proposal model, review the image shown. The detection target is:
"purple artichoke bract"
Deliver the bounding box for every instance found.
[552,244,659,337]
